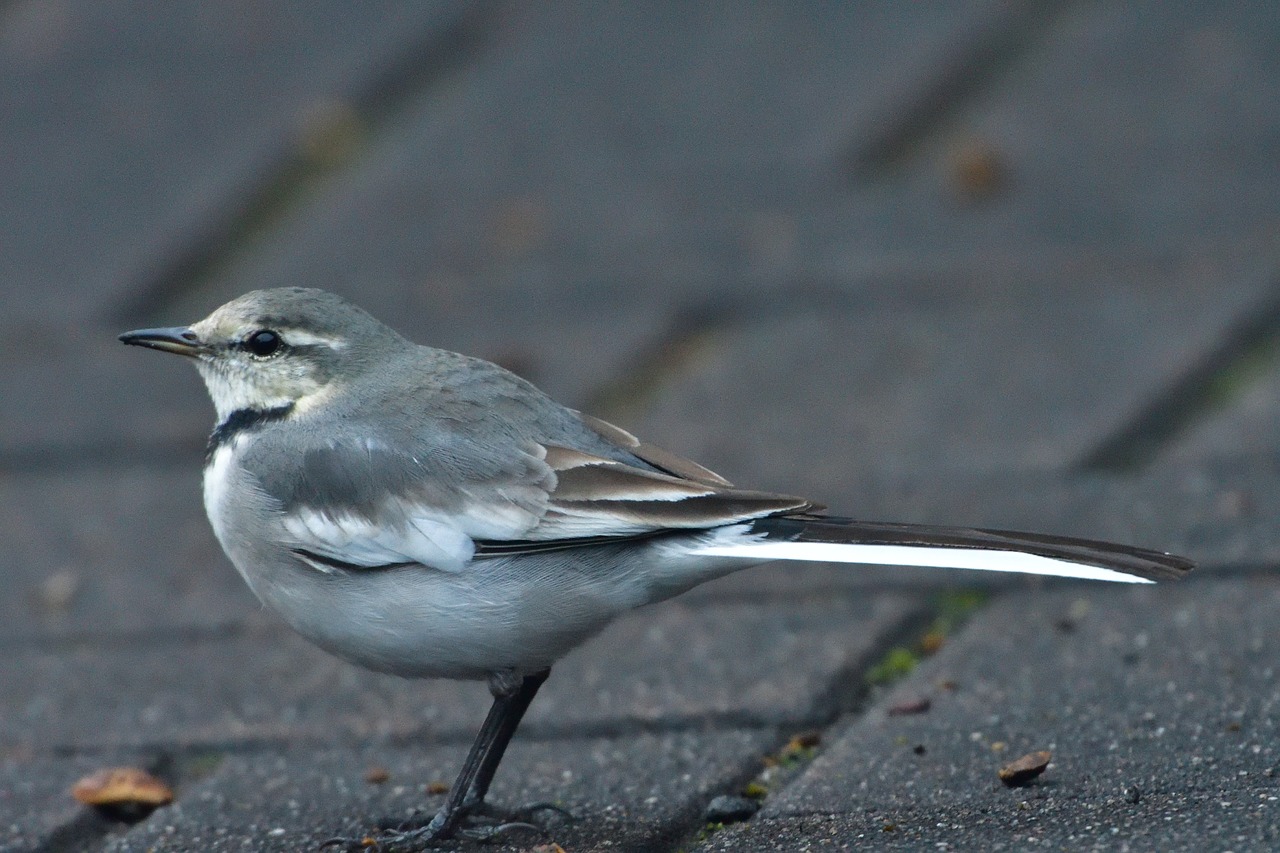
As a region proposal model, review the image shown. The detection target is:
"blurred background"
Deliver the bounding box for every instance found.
[2,0,1279,706]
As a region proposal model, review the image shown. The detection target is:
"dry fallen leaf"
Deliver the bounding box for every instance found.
[426,780,449,795]
[71,767,173,807]
[950,139,1005,199]
[363,766,390,784]
[998,750,1052,787]
[786,731,821,751]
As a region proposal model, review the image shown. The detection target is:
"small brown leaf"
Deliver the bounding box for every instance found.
[998,750,1052,787]
[426,780,449,795]
[363,766,390,784]
[71,767,173,807]
[786,731,821,751]
[919,631,945,655]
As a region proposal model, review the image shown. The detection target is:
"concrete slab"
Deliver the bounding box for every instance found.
[0,463,252,638]
[821,0,1280,270]
[706,579,1280,850]
[628,248,1279,494]
[154,1,1008,407]
[1,1,479,324]
[0,327,213,454]
[98,729,774,853]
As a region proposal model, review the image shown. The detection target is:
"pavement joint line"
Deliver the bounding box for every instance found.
[0,621,253,652]
[35,714,785,766]
[668,601,945,849]
[11,573,1270,653]
[1079,278,1280,472]
[0,438,203,475]
[0,587,910,650]
[109,0,502,327]
[844,0,1079,177]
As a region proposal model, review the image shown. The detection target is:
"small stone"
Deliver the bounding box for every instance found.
[426,780,449,795]
[888,696,931,716]
[998,750,1052,787]
[363,766,390,784]
[705,794,760,825]
[36,570,79,612]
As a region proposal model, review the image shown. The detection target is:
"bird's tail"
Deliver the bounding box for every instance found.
[688,514,1194,584]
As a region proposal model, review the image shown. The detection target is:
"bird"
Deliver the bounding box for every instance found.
[120,287,1193,847]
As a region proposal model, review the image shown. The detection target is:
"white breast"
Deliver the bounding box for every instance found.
[202,439,242,552]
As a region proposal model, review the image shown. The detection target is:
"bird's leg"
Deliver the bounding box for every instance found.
[459,668,548,813]
[456,668,573,828]
[324,669,550,850]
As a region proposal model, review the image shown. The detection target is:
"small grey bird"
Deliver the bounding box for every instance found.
[121,287,1192,847]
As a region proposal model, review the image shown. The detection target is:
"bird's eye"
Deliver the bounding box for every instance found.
[245,330,283,357]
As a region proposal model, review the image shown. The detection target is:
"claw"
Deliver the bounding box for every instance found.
[455,820,542,841]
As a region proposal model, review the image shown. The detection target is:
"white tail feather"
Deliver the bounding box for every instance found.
[689,532,1155,584]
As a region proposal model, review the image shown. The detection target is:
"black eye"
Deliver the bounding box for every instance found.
[245,330,282,357]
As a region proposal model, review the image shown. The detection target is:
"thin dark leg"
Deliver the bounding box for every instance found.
[460,669,549,811]
[418,669,549,840]
[321,670,551,850]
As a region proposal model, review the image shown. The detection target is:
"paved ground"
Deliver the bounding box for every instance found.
[2,2,1278,851]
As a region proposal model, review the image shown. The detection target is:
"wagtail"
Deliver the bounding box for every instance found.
[120,287,1192,846]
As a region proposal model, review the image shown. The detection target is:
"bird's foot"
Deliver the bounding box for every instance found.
[319,801,570,851]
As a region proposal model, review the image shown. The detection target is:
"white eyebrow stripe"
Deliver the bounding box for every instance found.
[283,330,347,349]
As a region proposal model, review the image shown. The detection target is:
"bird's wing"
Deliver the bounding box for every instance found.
[530,443,811,539]
[248,422,811,572]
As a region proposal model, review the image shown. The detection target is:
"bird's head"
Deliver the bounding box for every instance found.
[120,287,403,421]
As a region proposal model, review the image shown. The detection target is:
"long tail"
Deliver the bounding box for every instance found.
[688,514,1194,584]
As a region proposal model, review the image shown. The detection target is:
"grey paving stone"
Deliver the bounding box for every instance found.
[158,0,1007,407]
[699,802,1280,853]
[628,248,1278,493]
[99,729,773,853]
[1,592,919,753]
[1,1,477,325]
[0,464,252,638]
[0,327,211,453]
[819,0,1280,271]
[163,0,1280,355]
[707,579,1280,850]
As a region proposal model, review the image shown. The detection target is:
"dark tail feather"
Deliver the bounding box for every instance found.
[692,514,1193,583]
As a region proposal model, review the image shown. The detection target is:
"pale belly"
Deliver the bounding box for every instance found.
[230,544,660,680]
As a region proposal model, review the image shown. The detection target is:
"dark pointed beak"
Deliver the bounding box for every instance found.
[118,326,207,357]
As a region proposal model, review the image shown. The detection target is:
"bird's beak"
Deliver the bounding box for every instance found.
[118,326,207,357]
